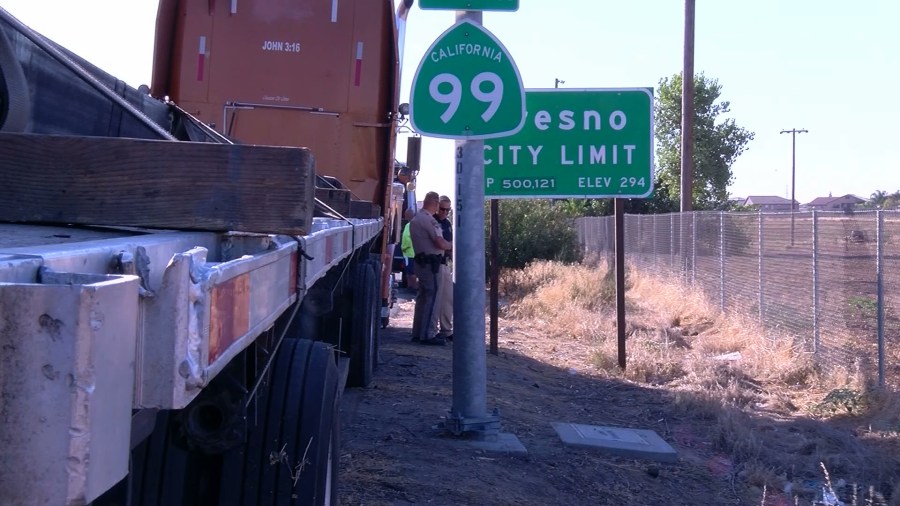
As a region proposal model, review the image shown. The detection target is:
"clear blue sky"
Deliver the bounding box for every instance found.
[3,0,896,205]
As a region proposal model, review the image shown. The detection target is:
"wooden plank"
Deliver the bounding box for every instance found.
[349,200,381,219]
[314,188,380,218]
[0,133,315,234]
[315,188,351,216]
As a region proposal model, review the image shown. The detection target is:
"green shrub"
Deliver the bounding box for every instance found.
[485,200,583,269]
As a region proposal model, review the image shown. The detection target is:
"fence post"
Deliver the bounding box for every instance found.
[877,210,885,388]
[758,211,764,322]
[719,211,725,311]
[670,213,675,273]
[606,216,612,267]
[812,211,820,354]
[653,214,658,273]
[635,214,647,269]
[691,212,697,286]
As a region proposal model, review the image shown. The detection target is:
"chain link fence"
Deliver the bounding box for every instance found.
[577,210,900,389]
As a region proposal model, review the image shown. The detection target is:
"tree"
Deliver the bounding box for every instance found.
[868,190,888,209]
[884,191,900,210]
[484,200,582,269]
[653,73,755,211]
[867,189,900,209]
[554,198,611,217]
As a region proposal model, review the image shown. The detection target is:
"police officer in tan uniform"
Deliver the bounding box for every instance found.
[433,195,453,341]
[409,191,452,345]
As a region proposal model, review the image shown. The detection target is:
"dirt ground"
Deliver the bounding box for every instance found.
[337,292,783,506]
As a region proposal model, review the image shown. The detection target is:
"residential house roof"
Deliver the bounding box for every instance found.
[743,195,795,206]
[805,194,864,207]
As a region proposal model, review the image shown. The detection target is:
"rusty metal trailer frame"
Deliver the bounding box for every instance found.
[0,218,379,504]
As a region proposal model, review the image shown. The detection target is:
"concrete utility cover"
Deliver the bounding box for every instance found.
[551,423,677,463]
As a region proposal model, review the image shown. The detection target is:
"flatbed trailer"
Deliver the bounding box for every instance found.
[0,1,414,504]
[0,219,380,504]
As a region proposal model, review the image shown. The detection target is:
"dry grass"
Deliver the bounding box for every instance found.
[500,260,900,506]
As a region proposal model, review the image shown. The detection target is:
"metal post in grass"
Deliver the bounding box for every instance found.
[447,8,491,436]
[876,210,885,387]
[489,199,499,356]
[652,214,658,272]
[719,211,725,311]
[758,210,764,322]
[691,212,697,286]
[606,215,612,266]
[636,216,643,269]
[812,211,820,354]
[670,213,675,273]
[615,198,626,369]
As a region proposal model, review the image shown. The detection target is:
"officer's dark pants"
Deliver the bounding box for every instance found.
[411,259,440,341]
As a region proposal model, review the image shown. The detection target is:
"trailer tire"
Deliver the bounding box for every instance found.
[93,410,216,505]
[219,338,339,506]
[368,257,383,373]
[347,261,377,387]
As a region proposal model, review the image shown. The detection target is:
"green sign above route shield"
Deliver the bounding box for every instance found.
[485,88,654,198]
[418,0,519,11]
[410,20,525,140]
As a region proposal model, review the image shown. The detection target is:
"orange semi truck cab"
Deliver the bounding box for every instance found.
[150,0,414,325]
[151,0,403,207]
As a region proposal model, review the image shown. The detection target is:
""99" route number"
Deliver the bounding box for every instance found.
[429,72,503,124]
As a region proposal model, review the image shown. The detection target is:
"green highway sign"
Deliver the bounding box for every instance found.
[410,20,525,140]
[484,88,654,198]
[418,0,519,11]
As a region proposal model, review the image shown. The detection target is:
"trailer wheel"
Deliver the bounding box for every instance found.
[93,410,218,505]
[347,261,377,387]
[368,257,383,373]
[220,338,339,506]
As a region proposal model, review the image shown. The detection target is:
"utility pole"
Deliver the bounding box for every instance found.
[679,0,696,280]
[554,78,565,88]
[780,128,808,246]
[680,0,695,213]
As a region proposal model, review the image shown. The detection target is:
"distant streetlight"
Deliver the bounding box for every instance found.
[554,78,565,88]
[780,128,808,246]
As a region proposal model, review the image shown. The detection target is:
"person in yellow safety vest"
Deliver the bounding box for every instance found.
[401,208,418,290]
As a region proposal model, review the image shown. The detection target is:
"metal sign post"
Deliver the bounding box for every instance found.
[451,132,496,435]
[409,8,524,442]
